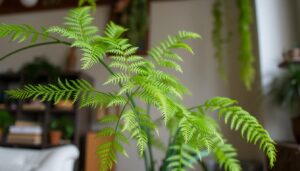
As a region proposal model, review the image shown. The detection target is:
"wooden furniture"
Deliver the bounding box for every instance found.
[0,71,93,171]
[270,143,300,171]
[0,0,181,15]
[85,132,115,171]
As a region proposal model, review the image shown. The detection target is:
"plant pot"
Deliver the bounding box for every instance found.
[292,117,300,143]
[0,128,3,141]
[49,130,62,145]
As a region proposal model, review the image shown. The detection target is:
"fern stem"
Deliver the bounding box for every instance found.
[98,59,154,171]
[0,40,71,62]
[146,104,155,171]
[188,105,201,111]
[114,100,129,133]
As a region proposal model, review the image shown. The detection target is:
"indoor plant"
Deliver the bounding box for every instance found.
[0,4,276,171]
[269,64,300,143]
[0,110,14,141]
[50,117,74,145]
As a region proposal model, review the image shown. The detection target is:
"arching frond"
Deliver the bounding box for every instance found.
[148,31,201,72]
[0,24,49,43]
[104,22,127,39]
[203,97,277,167]
[212,139,241,171]
[6,79,103,105]
[48,7,104,69]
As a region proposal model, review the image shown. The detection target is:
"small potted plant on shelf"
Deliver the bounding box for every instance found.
[49,117,74,145]
[269,64,300,142]
[0,110,14,141]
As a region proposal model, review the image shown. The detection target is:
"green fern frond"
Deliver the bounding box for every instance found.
[104,73,130,85]
[97,113,129,171]
[121,109,156,155]
[99,115,119,124]
[179,112,221,144]
[213,139,241,171]
[166,144,203,171]
[203,97,277,167]
[104,22,127,39]
[0,24,49,43]
[97,141,117,171]
[6,79,103,105]
[148,31,200,72]
[79,0,97,9]
[48,7,104,69]
[212,0,227,80]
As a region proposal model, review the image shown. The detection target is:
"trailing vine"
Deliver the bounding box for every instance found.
[211,0,255,90]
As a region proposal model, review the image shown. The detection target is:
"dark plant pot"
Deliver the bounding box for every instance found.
[0,128,3,141]
[50,130,62,145]
[292,117,300,143]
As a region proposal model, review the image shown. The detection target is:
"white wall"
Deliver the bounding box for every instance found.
[255,0,297,141]
[0,0,267,170]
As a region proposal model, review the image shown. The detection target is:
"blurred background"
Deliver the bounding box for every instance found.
[0,0,299,171]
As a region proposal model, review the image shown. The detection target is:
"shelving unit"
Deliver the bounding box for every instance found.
[0,71,93,171]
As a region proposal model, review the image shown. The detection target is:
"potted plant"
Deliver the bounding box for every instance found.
[269,64,300,142]
[49,117,74,145]
[1,3,277,171]
[0,110,14,141]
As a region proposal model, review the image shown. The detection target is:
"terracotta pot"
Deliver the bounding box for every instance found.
[292,117,300,143]
[50,130,62,145]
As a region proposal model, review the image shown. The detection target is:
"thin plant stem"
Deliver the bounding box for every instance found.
[98,58,153,171]
[146,104,155,171]
[0,41,71,62]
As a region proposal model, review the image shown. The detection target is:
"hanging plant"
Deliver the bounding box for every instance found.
[212,0,226,80]
[212,0,255,90]
[237,0,255,90]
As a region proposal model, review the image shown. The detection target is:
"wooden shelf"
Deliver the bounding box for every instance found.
[279,61,300,68]
[0,0,183,15]
[0,142,43,149]
[51,108,76,114]
[0,71,93,171]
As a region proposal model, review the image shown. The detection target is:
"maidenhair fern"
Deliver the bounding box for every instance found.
[1,6,276,171]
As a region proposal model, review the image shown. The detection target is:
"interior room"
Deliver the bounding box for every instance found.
[0,0,298,171]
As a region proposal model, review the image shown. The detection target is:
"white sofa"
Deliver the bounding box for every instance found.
[0,145,79,171]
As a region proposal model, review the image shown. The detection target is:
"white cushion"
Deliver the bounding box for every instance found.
[0,145,79,171]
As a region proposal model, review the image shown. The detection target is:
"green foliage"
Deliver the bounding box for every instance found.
[97,114,129,171]
[203,97,277,167]
[79,0,97,9]
[237,0,255,90]
[148,31,201,72]
[122,108,157,155]
[21,57,61,81]
[126,0,148,47]
[6,79,115,108]
[48,7,103,69]
[212,0,226,80]
[211,0,255,90]
[50,116,74,139]
[213,139,241,171]
[269,65,300,112]
[0,24,49,43]
[2,6,276,171]
[0,110,14,130]
[166,144,203,171]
